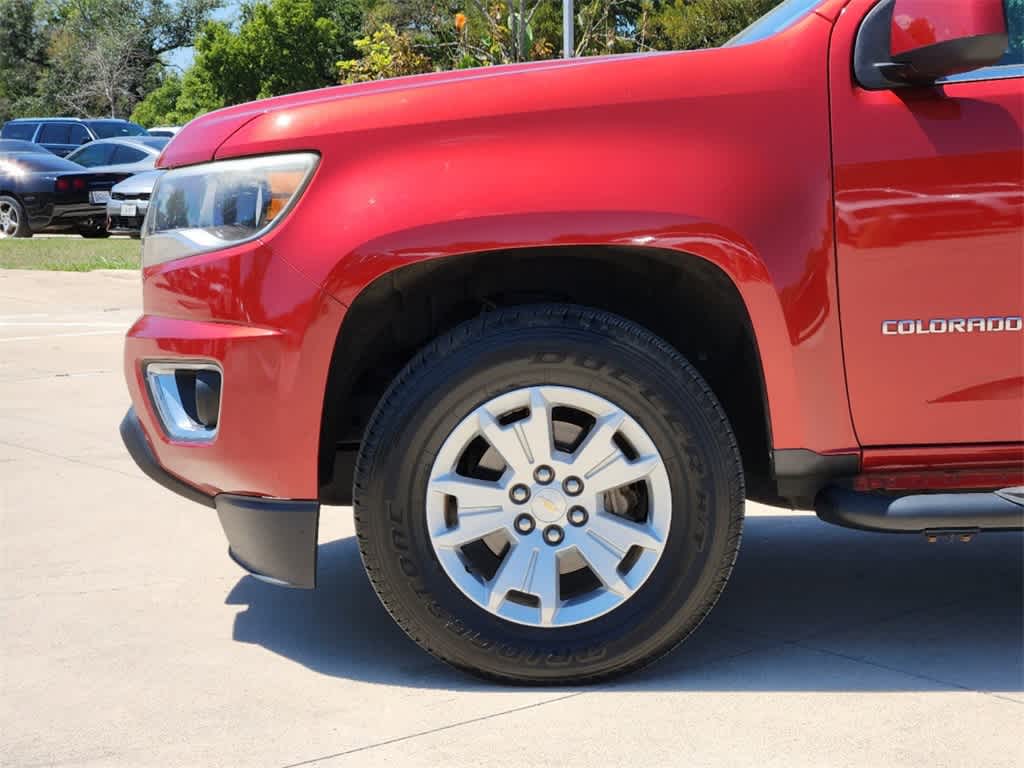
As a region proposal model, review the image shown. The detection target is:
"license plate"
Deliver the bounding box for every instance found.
[89,190,110,204]
[120,203,137,217]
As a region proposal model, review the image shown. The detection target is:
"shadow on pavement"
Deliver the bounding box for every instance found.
[226,513,1023,691]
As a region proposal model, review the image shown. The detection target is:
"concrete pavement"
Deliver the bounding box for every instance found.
[1,269,1021,768]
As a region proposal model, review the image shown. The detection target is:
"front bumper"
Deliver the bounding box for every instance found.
[106,199,148,234]
[121,243,344,589]
[120,408,319,587]
[107,213,145,234]
[123,243,344,500]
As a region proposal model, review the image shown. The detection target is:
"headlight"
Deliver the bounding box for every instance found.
[142,152,318,267]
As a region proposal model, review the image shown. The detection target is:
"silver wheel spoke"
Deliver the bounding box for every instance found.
[573,410,626,475]
[477,409,531,473]
[588,511,663,553]
[577,533,630,596]
[585,453,660,493]
[518,388,554,465]
[487,543,536,610]
[430,473,507,510]
[525,546,561,625]
[433,506,509,549]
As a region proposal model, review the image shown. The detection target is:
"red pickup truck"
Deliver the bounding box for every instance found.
[120,0,1023,683]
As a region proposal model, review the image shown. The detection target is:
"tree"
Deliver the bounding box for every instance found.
[648,0,779,51]
[1006,0,1023,63]
[47,23,149,117]
[130,61,227,126]
[132,0,372,124]
[338,23,432,82]
[130,72,183,125]
[0,0,55,119]
[359,0,782,75]
[0,0,223,121]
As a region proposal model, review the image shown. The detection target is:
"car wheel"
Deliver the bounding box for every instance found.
[79,226,111,239]
[0,195,32,238]
[354,304,744,683]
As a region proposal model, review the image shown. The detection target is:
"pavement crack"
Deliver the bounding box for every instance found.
[788,640,1010,699]
[278,692,585,767]
[3,369,114,383]
[0,438,144,482]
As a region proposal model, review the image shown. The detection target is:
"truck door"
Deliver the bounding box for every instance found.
[829,0,1024,446]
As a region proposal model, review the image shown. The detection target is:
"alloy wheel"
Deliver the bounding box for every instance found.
[0,201,18,238]
[425,385,672,628]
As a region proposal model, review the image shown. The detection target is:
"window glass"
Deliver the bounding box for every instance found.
[88,121,147,138]
[938,0,1022,82]
[111,145,148,164]
[68,143,114,167]
[136,137,169,151]
[38,123,71,144]
[726,0,822,47]
[68,124,91,145]
[1001,0,1023,65]
[1,122,38,140]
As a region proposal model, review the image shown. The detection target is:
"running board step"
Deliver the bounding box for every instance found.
[816,486,1024,534]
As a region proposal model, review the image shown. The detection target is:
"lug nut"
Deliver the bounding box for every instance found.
[514,514,536,535]
[568,506,588,526]
[534,465,554,484]
[563,476,583,496]
[510,484,531,504]
[543,525,565,546]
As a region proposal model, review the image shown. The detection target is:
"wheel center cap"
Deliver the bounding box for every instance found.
[531,488,567,523]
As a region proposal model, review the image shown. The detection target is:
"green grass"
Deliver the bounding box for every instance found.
[0,238,140,271]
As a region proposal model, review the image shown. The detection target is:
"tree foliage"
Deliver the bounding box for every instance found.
[6,0,802,124]
[198,0,341,102]
[1006,0,1024,62]
[338,23,433,82]
[0,0,222,121]
[341,0,779,80]
[132,0,369,124]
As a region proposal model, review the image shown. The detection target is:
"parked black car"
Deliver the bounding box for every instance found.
[0,150,130,238]
[0,118,147,157]
[0,139,51,154]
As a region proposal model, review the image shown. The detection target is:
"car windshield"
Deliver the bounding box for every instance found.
[87,120,147,138]
[726,0,824,46]
[0,152,82,174]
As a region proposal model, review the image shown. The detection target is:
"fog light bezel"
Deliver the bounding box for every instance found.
[144,361,223,443]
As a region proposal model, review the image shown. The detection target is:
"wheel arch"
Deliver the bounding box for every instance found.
[317,243,781,506]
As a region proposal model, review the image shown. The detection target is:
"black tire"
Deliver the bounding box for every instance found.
[0,195,32,238]
[79,226,110,239]
[354,305,744,684]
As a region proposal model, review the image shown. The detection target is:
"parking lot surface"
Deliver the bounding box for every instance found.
[1,269,1022,768]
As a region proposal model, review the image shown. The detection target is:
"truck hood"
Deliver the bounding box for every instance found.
[158,54,653,168]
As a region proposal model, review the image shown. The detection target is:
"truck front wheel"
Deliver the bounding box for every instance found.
[353,305,744,683]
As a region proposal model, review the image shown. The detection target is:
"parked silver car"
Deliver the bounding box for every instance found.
[66,137,168,174]
[106,170,162,237]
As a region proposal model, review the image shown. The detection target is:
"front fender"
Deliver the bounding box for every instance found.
[234,8,857,454]
[267,201,850,454]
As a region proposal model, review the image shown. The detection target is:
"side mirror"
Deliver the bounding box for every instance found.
[855,0,1009,90]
